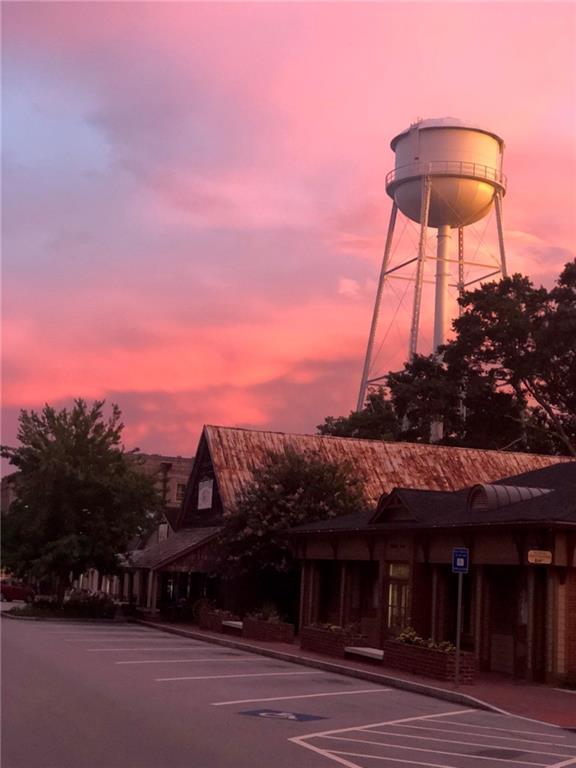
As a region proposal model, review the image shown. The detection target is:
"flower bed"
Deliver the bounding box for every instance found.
[300,625,367,657]
[243,617,295,643]
[383,640,476,683]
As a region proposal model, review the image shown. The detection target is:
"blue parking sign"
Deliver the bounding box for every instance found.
[452,547,469,574]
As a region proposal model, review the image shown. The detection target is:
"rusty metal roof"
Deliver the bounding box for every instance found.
[203,425,574,511]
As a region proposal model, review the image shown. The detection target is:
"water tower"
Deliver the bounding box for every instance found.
[357,117,507,411]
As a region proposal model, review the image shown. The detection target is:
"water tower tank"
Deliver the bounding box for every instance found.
[386,117,506,227]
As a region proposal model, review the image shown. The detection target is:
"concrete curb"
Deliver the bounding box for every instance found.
[137,620,500,714]
[2,612,126,624]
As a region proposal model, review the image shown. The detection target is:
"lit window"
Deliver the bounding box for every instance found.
[387,562,411,631]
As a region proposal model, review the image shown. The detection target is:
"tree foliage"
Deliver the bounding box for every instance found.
[215,448,367,578]
[319,261,576,455]
[1,400,161,596]
[317,390,398,440]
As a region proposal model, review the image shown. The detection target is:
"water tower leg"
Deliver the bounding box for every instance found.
[433,224,452,353]
[457,227,465,316]
[494,191,508,278]
[409,176,432,358]
[356,202,398,412]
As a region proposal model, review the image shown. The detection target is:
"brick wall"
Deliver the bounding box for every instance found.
[383,640,476,683]
[243,618,295,643]
[300,626,366,657]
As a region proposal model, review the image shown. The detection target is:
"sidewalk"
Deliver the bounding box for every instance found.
[138,619,576,730]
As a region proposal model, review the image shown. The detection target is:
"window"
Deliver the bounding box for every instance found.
[198,478,213,510]
[176,483,187,502]
[386,562,411,632]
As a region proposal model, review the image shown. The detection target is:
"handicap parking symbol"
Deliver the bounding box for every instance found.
[240,709,327,722]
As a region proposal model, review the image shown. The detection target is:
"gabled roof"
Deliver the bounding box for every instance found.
[201,425,573,512]
[128,527,221,570]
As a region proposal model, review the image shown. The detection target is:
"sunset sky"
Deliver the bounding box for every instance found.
[3,2,575,460]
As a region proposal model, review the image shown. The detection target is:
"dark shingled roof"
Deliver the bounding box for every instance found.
[128,527,221,570]
[291,462,576,534]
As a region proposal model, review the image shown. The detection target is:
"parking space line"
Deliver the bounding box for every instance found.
[329,748,461,767]
[362,729,573,758]
[293,710,471,740]
[212,688,392,706]
[385,724,567,747]
[432,721,566,739]
[86,646,204,651]
[319,734,552,765]
[65,638,204,643]
[546,760,576,768]
[115,657,265,664]
[156,671,318,682]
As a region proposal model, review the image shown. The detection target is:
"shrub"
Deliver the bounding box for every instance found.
[397,626,455,653]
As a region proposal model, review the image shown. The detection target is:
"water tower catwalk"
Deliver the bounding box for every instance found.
[357,117,508,411]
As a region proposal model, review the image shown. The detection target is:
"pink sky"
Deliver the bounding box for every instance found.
[3,2,575,459]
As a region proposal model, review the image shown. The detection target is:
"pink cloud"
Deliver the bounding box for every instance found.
[2,2,574,457]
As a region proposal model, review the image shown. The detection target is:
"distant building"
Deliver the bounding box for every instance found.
[77,452,194,595]
[292,462,576,685]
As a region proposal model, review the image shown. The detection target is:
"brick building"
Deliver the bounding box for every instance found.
[292,462,576,685]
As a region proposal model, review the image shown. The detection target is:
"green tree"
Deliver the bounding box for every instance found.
[445,261,576,455]
[318,261,576,455]
[318,389,398,440]
[1,399,161,600]
[216,448,367,579]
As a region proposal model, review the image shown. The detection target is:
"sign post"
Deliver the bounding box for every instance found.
[452,547,469,687]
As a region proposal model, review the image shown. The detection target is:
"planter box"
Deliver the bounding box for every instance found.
[198,610,237,633]
[300,626,367,658]
[383,640,476,683]
[243,618,295,643]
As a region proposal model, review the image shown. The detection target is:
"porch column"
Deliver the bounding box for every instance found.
[526,569,535,680]
[146,570,159,613]
[298,563,308,629]
[430,566,439,641]
[474,567,484,663]
[546,569,555,680]
[338,563,348,627]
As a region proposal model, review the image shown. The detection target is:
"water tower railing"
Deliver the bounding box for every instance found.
[386,160,506,192]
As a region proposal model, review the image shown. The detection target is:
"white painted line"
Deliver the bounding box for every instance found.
[546,760,576,768]
[115,657,263,665]
[434,720,566,739]
[290,737,363,768]
[382,723,569,748]
[553,688,576,695]
[63,636,205,648]
[156,671,318,682]
[342,730,573,759]
[329,748,466,767]
[212,688,391,707]
[362,726,573,757]
[292,710,472,742]
[320,734,550,765]
[86,647,203,652]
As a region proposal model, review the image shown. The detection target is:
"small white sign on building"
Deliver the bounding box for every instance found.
[527,549,552,565]
[198,479,214,510]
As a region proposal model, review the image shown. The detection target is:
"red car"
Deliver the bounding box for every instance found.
[0,579,35,602]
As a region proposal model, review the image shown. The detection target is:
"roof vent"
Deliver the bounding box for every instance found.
[468,484,552,512]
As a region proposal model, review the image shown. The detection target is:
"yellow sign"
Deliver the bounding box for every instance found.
[527,549,552,565]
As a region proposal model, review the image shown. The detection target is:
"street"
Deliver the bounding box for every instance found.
[3,619,576,768]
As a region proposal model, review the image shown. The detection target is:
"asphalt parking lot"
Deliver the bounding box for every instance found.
[3,620,576,768]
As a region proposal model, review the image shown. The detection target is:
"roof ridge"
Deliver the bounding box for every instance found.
[203,424,574,461]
